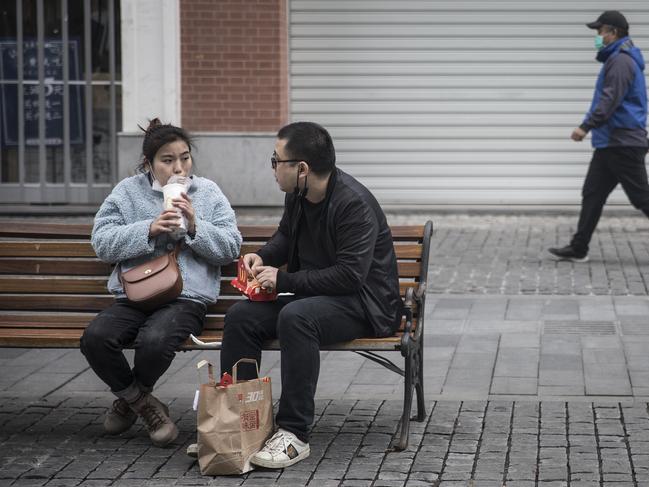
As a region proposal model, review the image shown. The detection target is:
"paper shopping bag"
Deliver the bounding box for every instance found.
[196,358,274,475]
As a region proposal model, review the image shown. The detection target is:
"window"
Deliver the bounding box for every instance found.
[0,0,121,203]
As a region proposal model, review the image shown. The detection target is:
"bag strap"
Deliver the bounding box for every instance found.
[232,358,260,383]
[172,241,181,257]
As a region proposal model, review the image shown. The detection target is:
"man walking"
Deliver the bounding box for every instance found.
[220,122,402,468]
[549,10,649,262]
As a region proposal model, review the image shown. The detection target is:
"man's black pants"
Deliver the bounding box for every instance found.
[571,146,649,254]
[220,295,374,443]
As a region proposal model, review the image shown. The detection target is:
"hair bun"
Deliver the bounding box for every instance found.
[146,118,162,132]
[137,118,164,135]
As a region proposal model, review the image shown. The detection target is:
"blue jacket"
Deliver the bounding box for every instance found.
[581,37,648,149]
[92,173,242,304]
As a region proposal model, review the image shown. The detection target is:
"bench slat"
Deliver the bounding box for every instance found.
[0,241,97,257]
[0,327,404,351]
[0,277,240,294]
[0,241,423,260]
[0,313,227,329]
[0,276,108,293]
[0,295,418,319]
[0,223,93,239]
[0,312,416,333]
[0,294,115,311]
[0,313,94,326]
[388,226,425,239]
[0,258,112,275]
[0,223,425,242]
[0,276,418,296]
[0,294,244,313]
[0,259,421,278]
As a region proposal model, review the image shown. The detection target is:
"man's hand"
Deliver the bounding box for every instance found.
[242,253,264,276]
[149,209,181,237]
[571,127,587,141]
[255,266,278,290]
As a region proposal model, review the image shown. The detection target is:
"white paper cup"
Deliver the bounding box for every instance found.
[162,182,187,232]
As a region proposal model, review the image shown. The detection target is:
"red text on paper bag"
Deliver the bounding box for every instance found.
[240,409,260,431]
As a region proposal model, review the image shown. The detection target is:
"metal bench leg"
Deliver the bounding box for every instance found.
[415,335,426,421]
[395,348,414,451]
[395,335,426,451]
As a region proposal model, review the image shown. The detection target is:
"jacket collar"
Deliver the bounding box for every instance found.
[597,36,631,63]
[319,167,339,208]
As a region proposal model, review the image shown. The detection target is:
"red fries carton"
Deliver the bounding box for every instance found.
[231,257,278,302]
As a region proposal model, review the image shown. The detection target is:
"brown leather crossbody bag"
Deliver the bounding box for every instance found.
[119,244,183,310]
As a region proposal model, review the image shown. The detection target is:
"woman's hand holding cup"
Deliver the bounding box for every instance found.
[172,192,196,236]
[149,209,182,237]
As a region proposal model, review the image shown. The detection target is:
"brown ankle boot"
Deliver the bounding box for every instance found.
[129,393,178,447]
[104,398,138,435]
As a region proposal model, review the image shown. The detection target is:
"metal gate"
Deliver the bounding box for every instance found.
[0,0,121,205]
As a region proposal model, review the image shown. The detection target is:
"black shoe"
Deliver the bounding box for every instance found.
[548,245,589,263]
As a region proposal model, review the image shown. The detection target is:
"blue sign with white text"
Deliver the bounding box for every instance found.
[0,38,84,146]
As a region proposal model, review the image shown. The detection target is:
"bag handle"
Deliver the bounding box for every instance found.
[197,359,216,385]
[232,358,260,384]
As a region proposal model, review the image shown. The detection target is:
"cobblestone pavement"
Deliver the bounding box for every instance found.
[417,213,649,296]
[5,396,649,486]
[4,212,649,485]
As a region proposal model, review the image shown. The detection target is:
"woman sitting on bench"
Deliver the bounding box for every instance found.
[80,118,241,447]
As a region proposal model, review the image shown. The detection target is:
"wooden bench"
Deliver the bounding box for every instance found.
[0,220,432,450]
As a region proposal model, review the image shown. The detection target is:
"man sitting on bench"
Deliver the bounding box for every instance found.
[221,121,402,469]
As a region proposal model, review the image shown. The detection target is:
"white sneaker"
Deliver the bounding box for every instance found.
[250,428,310,469]
[186,443,198,458]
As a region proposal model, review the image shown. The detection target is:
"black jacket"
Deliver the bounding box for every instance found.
[256,169,402,337]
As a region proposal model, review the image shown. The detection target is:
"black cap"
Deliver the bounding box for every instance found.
[587,10,629,30]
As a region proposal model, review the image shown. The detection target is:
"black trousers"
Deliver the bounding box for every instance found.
[571,146,649,254]
[80,299,205,400]
[220,295,374,443]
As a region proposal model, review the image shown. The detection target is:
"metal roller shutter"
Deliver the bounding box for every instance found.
[289,1,649,206]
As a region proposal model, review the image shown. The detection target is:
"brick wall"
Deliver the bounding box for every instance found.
[180,0,288,132]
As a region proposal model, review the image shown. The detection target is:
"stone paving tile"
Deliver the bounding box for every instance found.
[490,377,538,396]
[494,348,539,379]
[464,320,539,334]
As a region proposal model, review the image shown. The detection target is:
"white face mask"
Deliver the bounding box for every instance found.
[150,172,164,192]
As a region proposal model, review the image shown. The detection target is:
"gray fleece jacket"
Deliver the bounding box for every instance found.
[92,173,242,304]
